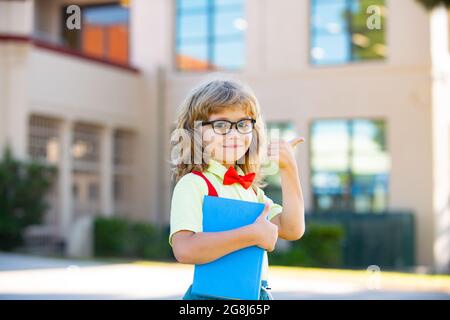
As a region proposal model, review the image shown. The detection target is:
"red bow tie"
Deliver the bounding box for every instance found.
[223,166,256,189]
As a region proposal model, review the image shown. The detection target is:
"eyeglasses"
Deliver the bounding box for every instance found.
[201,118,256,135]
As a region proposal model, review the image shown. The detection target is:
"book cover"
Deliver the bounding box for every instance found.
[191,195,266,300]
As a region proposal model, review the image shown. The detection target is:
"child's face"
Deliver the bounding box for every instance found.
[202,107,253,166]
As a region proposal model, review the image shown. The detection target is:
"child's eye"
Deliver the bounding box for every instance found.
[237,121,250,128]
[214,121,229,129]
[211,121,231,134]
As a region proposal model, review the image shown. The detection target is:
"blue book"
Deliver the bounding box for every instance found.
[191,195,266,300]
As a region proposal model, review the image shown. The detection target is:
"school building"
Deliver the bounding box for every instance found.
[0,0,449,273]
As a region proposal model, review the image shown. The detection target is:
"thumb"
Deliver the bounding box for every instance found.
[259,202,270,220]
[289,137,305,148]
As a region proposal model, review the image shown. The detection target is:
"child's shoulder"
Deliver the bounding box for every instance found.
[173,172,209,195]
[251,185,267,202]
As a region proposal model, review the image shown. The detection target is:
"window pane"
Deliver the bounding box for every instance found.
[311,0,348,34]
[351,120,389,212]
[107,24,129,64]
[177,0,208,10]
[213,40,244,69]
[82,25,105,59]
[176,43,210,70]
[352,30,386,60]
[310,119,389,212]
[175,0,245,71]
[310,0,386,65]
[311,0,350,65]
[215,0,244,8]
[81,5,129,64]
[84,5,129,25]
[350,0,386,60]
[215,10,245,37]
[311,34,350,65]
[264,122,297,204]
[311,120,350,171]
[28,116,60,164]
[177,11,208,40]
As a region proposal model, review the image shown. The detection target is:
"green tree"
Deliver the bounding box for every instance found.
[0,147,57,250]
[416,0,450,10]
[349,0,386,61]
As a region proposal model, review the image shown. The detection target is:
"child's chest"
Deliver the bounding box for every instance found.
[203,172,259,203]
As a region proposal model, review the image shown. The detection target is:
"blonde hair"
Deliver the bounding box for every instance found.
[170,78,268,189]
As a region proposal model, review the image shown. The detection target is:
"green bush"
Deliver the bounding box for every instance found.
[0,147,57,250]
[269,222,345,268]
[94,217,344,267]
[94,216,174,261]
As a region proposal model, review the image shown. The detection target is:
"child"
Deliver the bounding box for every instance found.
[169,78,305,300]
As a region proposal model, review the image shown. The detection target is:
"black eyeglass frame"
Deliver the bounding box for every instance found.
[201,118,256,135]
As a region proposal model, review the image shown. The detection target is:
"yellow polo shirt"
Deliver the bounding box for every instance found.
[169,158,283,281]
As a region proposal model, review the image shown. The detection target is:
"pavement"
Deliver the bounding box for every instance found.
[0,252,449,300]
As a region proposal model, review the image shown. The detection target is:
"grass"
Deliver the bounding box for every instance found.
[6,251,449,293]
[268,265,450,293]
[130,260,450,293]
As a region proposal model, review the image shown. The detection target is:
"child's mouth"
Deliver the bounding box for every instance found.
[223,145,242,149]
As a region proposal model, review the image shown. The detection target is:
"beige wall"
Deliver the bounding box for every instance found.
[0,42,30,159]
[0,44,6,153]
[133,0,437,267]
[164,67,435,266]
[27,45,159,224]
[28,48,142,126]
[34,0,60,40]
[430,7,450,273]
[0,0,34,35]
[1,0,448,269]
[131,0,174,225]
[33,0,116,42]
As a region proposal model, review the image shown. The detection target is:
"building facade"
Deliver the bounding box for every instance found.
[0,0,449,273]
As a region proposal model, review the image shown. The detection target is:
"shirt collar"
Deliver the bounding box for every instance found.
[206,158,245,180]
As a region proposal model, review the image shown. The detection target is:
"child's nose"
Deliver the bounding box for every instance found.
[226,127,240,138]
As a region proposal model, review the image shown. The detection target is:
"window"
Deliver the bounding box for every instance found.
[310,119,389,213]
[62,3,129,64]
[28,115,60,226]
[28,116,60,164]
[72,124,101,166]
[263,122,297,205]
[175,0,246,71]
[88,182,99,201]
[113,130,136,216]
[310,0,386,65]
[72,123,101,217]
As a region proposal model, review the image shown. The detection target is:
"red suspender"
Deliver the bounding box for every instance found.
[191,170,257,196]
[191,170,219,197]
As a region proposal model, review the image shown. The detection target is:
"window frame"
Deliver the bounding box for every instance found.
[308,117,390,213]
[61,1,131,65]
[174,0,246,72]
[263,121,298,205]
[308,0,387,67]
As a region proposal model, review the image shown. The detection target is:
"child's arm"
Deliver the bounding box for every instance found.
[268,137,306,241]
[172,203,277,265]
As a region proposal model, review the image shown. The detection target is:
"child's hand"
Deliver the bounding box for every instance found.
[252,202,278,252]
[268,137,305,170]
